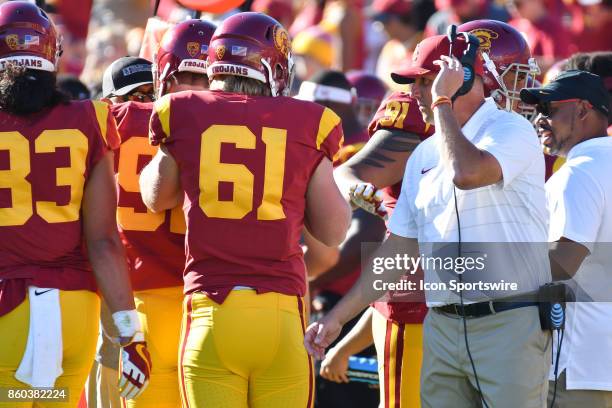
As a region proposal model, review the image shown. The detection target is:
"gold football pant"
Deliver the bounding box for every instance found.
[372,308,424,408]
[123,286,183,408]
[0,290,99,408]
[179,290,314,408]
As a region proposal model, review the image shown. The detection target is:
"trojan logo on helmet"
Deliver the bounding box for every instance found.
[154,18,217,97]
[0,1,62,73]
[206,12,294,97]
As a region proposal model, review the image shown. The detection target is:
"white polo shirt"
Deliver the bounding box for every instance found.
[389,98,550,305]
[546,136,612,390]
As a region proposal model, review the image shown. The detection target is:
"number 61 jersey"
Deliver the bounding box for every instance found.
[150,90,344,304]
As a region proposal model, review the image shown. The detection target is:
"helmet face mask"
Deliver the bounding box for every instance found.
[458,19,540,121]
[487,55,540,119]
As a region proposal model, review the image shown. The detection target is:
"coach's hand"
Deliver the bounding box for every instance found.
[349,183,388,221]
[432,55,465,100]
[118,332,152,400]
[304,315,343,360]
[320,347,350,383]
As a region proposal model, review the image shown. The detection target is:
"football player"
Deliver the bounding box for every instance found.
[110,18,216,408]
[296,70,385,407]
[140,12,351,408]
[347,71,388,130]
[0,2,150,407]
[330,90,433,408]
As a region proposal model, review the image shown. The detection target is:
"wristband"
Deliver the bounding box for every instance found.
[431,96,452,110]
[112,309,142,339]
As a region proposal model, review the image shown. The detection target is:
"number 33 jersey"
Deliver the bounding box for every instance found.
[150,90,344,303]
[0,100,119,290]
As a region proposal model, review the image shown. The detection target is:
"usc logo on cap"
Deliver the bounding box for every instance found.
[468,29,499,53]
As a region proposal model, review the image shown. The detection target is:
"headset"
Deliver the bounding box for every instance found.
[446,24,481,101]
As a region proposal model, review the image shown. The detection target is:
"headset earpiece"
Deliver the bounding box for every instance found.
[446,24,480,100]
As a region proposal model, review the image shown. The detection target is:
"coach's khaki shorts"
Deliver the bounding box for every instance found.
[421,306,551,408]
[548,371,612,408]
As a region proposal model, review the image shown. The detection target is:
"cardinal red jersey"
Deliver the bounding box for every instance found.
[111,101,185,291]
[0,100,119,313]
[150,90,344,304]
[368,92,433,324]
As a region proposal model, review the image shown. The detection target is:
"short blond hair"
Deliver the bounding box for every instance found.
[209,75,271,97]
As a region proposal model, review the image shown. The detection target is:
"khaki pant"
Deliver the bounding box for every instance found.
[421,306,551,408]
[548,371,612,408]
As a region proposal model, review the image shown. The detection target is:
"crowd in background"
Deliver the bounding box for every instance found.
[12,0,611,100]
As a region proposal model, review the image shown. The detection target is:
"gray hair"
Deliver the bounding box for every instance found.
[209,75,271,97]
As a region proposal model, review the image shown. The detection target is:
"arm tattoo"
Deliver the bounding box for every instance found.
[362,129,421,169]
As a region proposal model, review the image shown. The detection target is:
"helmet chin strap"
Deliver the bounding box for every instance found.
[261,58,279,97]
[482,52,512,112]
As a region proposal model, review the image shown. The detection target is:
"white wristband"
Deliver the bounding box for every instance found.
[112,309,142,338]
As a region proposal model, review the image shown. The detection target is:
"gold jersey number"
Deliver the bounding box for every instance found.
[0,130,88,226]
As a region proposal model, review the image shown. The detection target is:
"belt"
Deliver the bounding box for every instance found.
[434,301,538,318]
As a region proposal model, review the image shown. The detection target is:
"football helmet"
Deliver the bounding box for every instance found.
[347,71,388,128]
[0,1,61,72]
[458,19,540,117]
[155,19,216,97]
[207,12,294,97]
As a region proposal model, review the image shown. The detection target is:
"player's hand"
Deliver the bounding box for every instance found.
[304,315,343,360]
[432,55,465,100]
[118,332,152,400]
[349,183,388,221]
[320,347,350,383]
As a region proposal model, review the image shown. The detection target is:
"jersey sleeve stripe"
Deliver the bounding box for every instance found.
[154,96,172,143]
[91,100,109,146]
[316,107,341,150]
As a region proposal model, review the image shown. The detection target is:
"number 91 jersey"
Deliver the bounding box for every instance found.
[111,101,186,291]
[0,100,119,290]
[150,90,344,304]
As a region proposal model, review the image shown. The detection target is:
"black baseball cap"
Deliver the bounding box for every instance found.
[520,70,610,116]
[102,56,153,98]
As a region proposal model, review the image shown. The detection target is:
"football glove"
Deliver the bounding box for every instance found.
[349,183,388,221]
[118,332,152,400]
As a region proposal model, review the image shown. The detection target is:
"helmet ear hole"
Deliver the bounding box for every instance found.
[274,63,284,79]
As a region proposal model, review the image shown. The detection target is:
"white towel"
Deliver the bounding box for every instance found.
[15,286,63,388]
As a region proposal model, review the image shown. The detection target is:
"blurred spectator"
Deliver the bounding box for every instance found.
[292,26,335,92]
[569,0,612,53]
[424,0,509,36]
[508,0,573,73]
[290,0,326,36]
[101,56,154,103]
[346,71,389,128]
[319,0,365,71]
[372,0,436,90]
[80,23,130,88]
[57,75,91,100]
[251,0,294,27]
